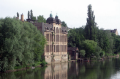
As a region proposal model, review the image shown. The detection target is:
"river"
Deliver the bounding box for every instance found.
[1,58,120,79]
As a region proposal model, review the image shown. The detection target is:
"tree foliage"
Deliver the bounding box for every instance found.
[32,16,36,20]
[61,21,67,27]
[30,10,33,19]
[0,17,46,72]
[68,27,85,49]
[85,4,98,41]
[112,33,120,54]
[28,11,30,19]
[82,40,100,57]
[28,10,36,20]
[80,50,86,57]
[97,29,114,54]
[37,15,46,23]
[68,4,118,58]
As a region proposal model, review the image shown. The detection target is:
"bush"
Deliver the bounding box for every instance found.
[32,62,42,67]
[100,51,105,57]
[94,46,102,57]
[82,40,98,57]
[41,60,47,66]
[80,50,86,57]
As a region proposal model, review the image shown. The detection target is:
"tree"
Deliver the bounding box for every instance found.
[30,10,33,19]
[28,11,30,19]
[37,15,46,23]
[82,40,99,57]
[17,12,19,17]
[61,21,67,27]
[80,50,86,57]
[97,29,114,54]
[68,28,77,47]
[112,33,120,54]
[0,17,46,72]
[68,27,85,50]
[85,4,98,41]
[28,10,36,20]
[32,16,36,20]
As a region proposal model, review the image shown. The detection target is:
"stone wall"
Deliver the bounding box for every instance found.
[44,23,68,64]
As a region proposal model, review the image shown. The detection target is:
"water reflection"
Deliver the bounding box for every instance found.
[44,63,67,79]
[1,58,120,79]
[110,71,120,79]
[67,59,120,79]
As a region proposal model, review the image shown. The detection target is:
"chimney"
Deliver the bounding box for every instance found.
[21,14,24,22]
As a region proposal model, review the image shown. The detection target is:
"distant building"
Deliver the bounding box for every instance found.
[26,14,68,63]
[106,29,119,35]
[110,29,119,35]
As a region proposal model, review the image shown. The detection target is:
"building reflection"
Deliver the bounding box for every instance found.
[44,63,68,79]
[68,61,79,78]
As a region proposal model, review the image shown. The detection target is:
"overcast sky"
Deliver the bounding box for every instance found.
[0,0,120,33]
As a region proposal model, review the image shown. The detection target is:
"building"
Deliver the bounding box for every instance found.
[110,29,119,35]
[68,47,79,60]
[106,29,119,35]
[26,14,68,63]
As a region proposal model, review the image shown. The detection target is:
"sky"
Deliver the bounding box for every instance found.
[0,0,120,34]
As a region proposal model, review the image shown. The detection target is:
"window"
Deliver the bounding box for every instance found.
[46,45,49,52]
[46,34,49,41]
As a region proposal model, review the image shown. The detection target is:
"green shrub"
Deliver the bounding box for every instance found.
[41,60,47,66]
[80,50,86,57]
[100,51,105,57]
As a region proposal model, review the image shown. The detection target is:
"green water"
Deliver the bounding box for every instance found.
[1,58,120,79]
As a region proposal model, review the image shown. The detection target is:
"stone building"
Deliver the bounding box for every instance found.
[106,29,119,35]
[26,14,68,63]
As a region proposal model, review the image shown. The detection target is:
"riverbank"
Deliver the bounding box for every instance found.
[1,54,119,73]
[1,58,120,79]
[2,65,42,73]
[78,54,120,62]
